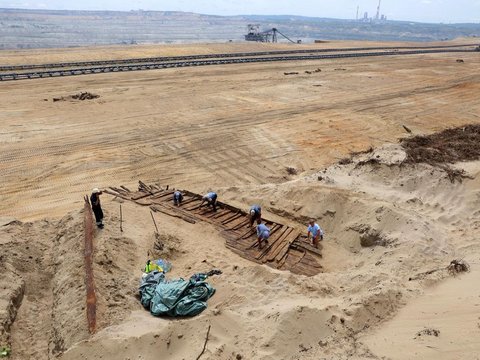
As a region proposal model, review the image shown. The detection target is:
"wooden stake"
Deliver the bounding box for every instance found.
[120,204,123,232]
[150,210,159,234]
[196,324,211,360]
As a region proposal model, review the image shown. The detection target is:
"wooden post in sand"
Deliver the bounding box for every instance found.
[83,195,97,334]
[150,210,159,234]
[120,204,123,232]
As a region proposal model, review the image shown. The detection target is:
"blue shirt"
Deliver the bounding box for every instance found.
[206,192,217,201]
[250,205,261,214]
[174,191,182,199]
[308,223,324,237]
[257,223,270,238]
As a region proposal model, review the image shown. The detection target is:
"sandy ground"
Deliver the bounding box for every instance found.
[0,40,480,359]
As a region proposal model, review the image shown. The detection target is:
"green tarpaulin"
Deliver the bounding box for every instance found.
[139,271,216,317]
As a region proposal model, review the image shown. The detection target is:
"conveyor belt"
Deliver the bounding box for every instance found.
[1,48,476,82]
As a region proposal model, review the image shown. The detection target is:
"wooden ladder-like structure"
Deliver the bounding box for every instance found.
[105,182,322,276]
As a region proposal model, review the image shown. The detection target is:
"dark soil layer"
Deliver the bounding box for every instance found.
[402,124,480,165]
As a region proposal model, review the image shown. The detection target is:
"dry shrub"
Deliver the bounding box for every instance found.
[415,328,440,338]
[447,259,470,275]
[401,124,480,183]
[286,166,298,175]
[402,124,480,164]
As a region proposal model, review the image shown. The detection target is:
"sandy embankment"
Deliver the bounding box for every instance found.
[1,138,479,360]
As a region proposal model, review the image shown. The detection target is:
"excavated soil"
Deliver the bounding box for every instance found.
[402,124,480,165]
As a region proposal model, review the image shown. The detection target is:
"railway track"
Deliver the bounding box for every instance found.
[0,47,477,82]
[105,182,323,277]
[0,43,476,72]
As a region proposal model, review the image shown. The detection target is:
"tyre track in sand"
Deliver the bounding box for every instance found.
[1,51,480,219]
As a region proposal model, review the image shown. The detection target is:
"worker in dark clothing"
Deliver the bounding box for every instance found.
[200,192,218,212]
[249,204,262,227]
[90,188,104,229]
[173,190,183,206]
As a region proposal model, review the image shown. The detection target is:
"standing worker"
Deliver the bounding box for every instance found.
[90,188,104,229]
[307,219,324,248]
[173,190,183,206]
[249,204,262,227]
[200,192,218,212]
[256,220,270,249]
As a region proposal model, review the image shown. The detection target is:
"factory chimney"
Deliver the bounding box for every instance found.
[375,0,382,20]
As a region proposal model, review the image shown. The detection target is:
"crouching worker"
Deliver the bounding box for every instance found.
[90,188,104,229]
[256,220,270,249]
[249,204,262,227]
[200,192,218,212]
[307,219,324,248]
[173,190,183,206]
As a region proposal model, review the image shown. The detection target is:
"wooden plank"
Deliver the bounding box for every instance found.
[291,240,322,257]
[131,191,160,201]
[290,251,306,268]
[225,216,248,229]
[278,251,296,269]
[110,186,129,195]
[185,203,206,211]
[135,198,155,206]
[150,190,174,200]
[180,198,202,208]
[230,218,251,231]
[267,226,291,243]
[212,209,231,219]
[212,213,236,224]
[150,205,197,224]
[221,212,242,225]
[273,231,300,263]
[204,207,230,219]
[257,228,291,260]
[300,253,323,268]
[103,189,130,200]
[257,227,292,261]
[265,229,297,262]
[268,224,283,238]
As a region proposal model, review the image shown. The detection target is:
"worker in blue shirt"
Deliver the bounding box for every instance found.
[256,220,270,249]
[307,219,324,248]
[173,190,183,206]
[200,192,218,212]
[249,204,262,227]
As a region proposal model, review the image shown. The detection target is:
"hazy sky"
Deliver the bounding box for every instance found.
[2,0,480,23]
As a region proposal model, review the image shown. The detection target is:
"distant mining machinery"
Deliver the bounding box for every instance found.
[244,24,297,43]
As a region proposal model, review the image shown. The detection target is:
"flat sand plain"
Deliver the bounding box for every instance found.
[1,40,479,220]
[0,40,479,360]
